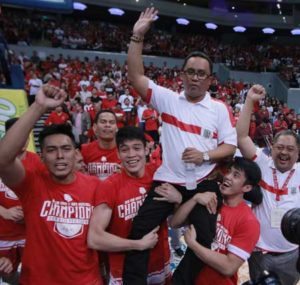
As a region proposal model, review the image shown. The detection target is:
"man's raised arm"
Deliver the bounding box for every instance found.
[0,85,66,187]
[128,8,157,100]
[236,85,266,159]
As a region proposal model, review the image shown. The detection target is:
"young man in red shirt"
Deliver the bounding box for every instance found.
[0,85,103,285]
[44,104,70,126]
[81,110,121,180]
[88,127,177,284]
[170,157,261,285]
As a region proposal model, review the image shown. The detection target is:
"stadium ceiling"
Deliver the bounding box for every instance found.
[81,0,300,29]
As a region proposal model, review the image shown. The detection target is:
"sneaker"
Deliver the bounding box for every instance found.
[174,248,184,257]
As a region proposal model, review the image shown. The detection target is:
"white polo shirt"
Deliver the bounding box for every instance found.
[253,149,300,252]
[146,80,237,184]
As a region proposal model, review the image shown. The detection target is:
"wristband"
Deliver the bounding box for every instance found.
[130,34,144,43]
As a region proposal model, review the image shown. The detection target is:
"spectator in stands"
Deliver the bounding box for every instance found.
[102,92,118,111]
[273,113,288,134]
[71,102,91,145]
[254,118,273,148]
[28,73,43,105]
[44,104,70,126]
[81,110,120,180]
[236,84,300,285]
[119,88,135,125]
[76,84,92,103]
[114,103,126,129]
[142,104,160,143]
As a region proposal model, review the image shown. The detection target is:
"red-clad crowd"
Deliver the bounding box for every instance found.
[1,7,300,87]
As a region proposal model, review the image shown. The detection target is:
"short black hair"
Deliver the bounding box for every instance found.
[94,110,117,124]
[182,51,213,75]
[231,157,262,205]
[116,126,146,148]
[273,129,300,148]
[231,157,261,186]
[39,124,76,149]
[5,117,19,131]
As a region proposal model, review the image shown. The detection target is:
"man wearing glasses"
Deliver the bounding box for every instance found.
[123,7,237,285]
[236,85,300,285]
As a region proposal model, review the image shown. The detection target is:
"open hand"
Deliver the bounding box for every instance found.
[133,7,158,37]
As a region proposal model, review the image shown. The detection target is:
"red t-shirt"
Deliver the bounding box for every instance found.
[12,166,102,285]
[273,120,288,134]
[143,109,159,131]
[102,99,118,110]
[95,164,171,284]
[81,141,121,180]
[114,110,126,128]
[0,152,42,240]
[44,111,69,126]
[195,202,260,285]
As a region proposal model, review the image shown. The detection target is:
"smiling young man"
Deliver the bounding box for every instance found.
[170,157,261,285]
[123,8,237,284]
[81,110,121,180]
[236,85,300,285]
[88,127,172,284]
[0,86,102,285]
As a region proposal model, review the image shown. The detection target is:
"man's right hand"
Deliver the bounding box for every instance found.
[246,84,266,102]
[35,85,67,110]
[138,226,159,250]
[133,7,158,38]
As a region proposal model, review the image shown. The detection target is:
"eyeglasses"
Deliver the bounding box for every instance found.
[273,144,297,153]
[183,68,210,80]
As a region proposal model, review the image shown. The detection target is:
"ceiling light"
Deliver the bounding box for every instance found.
[73,2,87,10]
[277,3,281,9]
[291,28,300,35]
[233,26,246,32]
[279,10,282,15]
[232,6,235,10]
[205,23,218,30]
[108,8,125,16]
[262,27,275,34]
[234,14,238,18]
[176,18,189,25]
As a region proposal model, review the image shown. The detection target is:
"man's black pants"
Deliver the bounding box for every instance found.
[122,179,222,285]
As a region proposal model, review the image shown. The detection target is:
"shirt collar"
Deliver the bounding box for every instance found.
[179,91,212,109]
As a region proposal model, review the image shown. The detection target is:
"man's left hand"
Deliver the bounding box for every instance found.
[182,147,204,165]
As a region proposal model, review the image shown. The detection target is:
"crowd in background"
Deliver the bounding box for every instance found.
[5,49,298,151]
[1,7,300,87]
